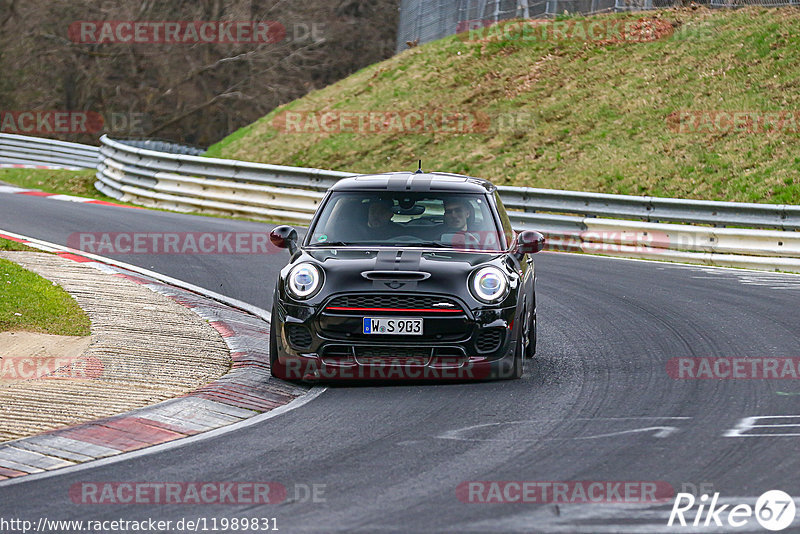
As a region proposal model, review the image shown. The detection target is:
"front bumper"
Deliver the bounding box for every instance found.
[273,294,519,381]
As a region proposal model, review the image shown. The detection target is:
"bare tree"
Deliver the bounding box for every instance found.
[0,0,399,146]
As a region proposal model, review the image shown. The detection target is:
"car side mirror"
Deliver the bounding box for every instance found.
[270,225,298,255]
[515,230,545,255]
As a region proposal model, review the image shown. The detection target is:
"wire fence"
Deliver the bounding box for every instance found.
[396,0,799,51]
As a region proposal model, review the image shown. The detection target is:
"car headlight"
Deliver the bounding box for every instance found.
[470,266,508,303]
[287,263,323,299]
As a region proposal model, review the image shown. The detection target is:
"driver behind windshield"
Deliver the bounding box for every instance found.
[365,198,402,239]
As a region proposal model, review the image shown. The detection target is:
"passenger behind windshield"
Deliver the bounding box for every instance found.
[441,198,472,233]
[308,192,503,251]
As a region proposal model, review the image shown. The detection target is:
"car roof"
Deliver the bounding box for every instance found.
[329,172,496,194]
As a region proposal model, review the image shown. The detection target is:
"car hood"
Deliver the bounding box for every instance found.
[284,248,513,306]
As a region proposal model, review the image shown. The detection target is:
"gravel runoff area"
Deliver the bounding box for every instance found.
[0,251,231,442]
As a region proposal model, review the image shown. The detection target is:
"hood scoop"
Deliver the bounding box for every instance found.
[361,270,431,281]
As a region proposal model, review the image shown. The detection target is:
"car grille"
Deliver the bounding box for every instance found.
[286,325,312,349]
[475,328,504,353]
[326,294,462,312]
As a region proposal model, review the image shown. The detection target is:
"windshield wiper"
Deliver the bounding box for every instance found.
[404,242,450,248]
[308,241,453,248]
[307,241,352,247]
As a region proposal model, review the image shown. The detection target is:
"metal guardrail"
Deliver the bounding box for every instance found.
[96,136,348,224]
[499,186,800,231]
[118,139,206,156]
[0,133,99,169]
[3,133,797,272]
[4,133,798,272]
[94,134,800,273]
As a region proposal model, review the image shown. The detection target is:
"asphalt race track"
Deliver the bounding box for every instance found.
[2,192,800,532]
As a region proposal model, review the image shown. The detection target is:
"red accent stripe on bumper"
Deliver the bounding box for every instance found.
[325,306,460,313]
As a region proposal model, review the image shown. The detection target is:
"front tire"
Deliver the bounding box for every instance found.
[509,326,524,380]
[525,311,537,359]
[269,307,288,380]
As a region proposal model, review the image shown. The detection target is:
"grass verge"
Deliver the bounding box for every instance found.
[0,237,40,252]
[0,248,91,336]
[207,7,800,204]
[0,168,109,198]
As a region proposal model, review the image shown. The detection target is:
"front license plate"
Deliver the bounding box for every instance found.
[363,317,423,335]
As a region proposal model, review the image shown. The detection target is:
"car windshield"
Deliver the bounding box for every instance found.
[306,191,505,251]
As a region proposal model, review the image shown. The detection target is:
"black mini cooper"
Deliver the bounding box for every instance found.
[269,171,544,381]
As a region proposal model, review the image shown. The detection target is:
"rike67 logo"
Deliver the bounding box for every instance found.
[668,490,796,531]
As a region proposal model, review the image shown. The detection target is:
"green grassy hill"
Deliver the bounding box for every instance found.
[207,7,800,203]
